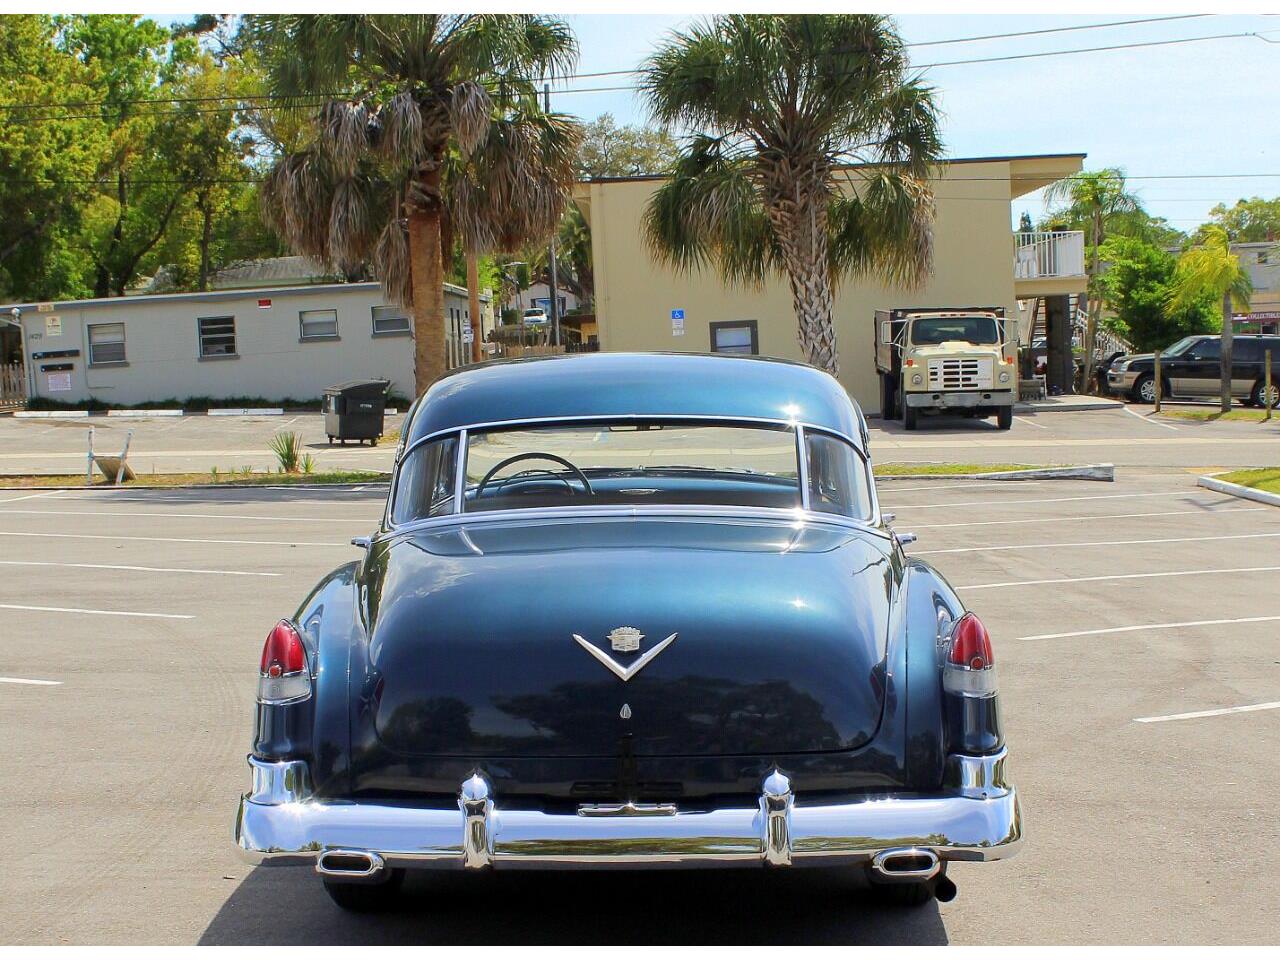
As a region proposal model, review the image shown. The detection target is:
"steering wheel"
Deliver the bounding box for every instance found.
[476,452,594,498]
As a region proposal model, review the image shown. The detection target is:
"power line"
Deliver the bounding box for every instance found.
[0,15,1254,117]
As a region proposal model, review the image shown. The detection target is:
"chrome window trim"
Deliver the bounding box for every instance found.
[389,413,880,532]
[379,503,893,545]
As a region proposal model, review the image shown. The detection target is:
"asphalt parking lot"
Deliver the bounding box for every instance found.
[1,465,1277,944]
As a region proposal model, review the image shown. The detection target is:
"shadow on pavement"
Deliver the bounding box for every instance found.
[200,865,949,945]
[57,485,389,507]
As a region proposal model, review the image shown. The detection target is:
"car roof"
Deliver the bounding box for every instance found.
[406,352,866,449]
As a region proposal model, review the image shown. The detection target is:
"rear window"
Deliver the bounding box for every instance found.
[910,316,1000,345]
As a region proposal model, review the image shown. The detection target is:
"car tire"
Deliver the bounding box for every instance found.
[1132,374,1158,404]
[996,407,1013,430]
[1250,379,1278,410]
[866,863,948,907]
[322,869,406,913]
[903,404,918,431]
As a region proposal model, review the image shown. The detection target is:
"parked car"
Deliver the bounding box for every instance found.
[235,353,1021,911]
[521,306,548,325]
[1107,334,1280,406]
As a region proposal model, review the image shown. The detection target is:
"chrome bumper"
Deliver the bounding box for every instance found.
[235,750,1022,871]
[1107,370,1138,390]
[903,390,1014,409]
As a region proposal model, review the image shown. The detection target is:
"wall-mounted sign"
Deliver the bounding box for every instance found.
[671,308,685,336]
[462,325,475,344]
[36,302,55,313]
[32,349,79,360]
[45,315,62,336]
[46,371,72,392]
[40,363,74,372]
[257,298,272,309]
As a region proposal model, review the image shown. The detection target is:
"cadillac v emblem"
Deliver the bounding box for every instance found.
[608,626,643,652]
[572,628,678,682]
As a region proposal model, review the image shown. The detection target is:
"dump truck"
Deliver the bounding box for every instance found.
[874,307,1016,431]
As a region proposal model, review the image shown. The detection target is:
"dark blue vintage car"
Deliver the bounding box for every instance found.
[235,352,1020,911]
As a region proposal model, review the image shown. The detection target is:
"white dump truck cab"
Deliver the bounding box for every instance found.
[874,308,1017,431]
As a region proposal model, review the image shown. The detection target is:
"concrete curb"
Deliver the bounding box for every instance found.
[208,407,284,416]
[106,408,183,417]
[13,410,90,418]
[1013,399,1124,413]
[1197,475,1280,508]
[876,463,1115,482]
[0,480,390,492]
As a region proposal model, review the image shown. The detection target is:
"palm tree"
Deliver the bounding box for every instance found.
[1168,225,1252,412]
[641,14,942,376]
[249,14,579,390]
[1042,168,1141,392]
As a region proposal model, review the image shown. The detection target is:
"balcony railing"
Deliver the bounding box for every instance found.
[1014,230,1086,280]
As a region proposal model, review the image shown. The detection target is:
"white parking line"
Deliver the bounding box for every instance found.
[0,507,357,523]
[1013,416,1048,430]
[0,603,194,620]
[960,564,1280,591]
[0,530,349,547]
[0,491,59,504]
[1135,701,1280,723]
[1017,615,1280,642]
[0,560,282,577]
[912,505,1263,530]
[893,491,1193,510]
[1124,406,1180,432]
[915,531,1280,555]
[0,677,62,686]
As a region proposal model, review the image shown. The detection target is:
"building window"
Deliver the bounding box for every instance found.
[299,309,339,341]
[709,320,759,355]
[198,316,236,358]
[87,322,126,365]
[371,304,410,335]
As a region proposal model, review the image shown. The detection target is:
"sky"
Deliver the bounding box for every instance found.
[555,12,1279,231]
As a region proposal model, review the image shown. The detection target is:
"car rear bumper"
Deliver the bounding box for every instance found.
[235,749,1022,871]
[903,390,1014,409]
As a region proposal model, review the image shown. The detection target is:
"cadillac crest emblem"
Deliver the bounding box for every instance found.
[608,626,643,652]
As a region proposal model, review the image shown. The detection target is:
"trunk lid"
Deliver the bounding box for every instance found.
[363,515,895,758]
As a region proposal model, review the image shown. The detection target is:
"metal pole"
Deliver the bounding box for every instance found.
[1153,351,1162,414]
[86,426,94,486]
[1266,349,1273,422]
[543,82,561,349]
[114,429,133,486]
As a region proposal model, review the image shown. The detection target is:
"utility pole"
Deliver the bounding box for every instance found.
[544,82,562,348]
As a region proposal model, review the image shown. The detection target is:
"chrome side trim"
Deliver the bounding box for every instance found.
[760,769,794,867]
[236,750,1021,870]
[459,772,494,869]
[795,425,811,512]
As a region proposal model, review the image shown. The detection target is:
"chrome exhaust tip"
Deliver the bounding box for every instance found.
[870,847,941,882]
[316,849,385,878]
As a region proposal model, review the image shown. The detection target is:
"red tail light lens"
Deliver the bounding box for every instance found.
[948,613,994,670]
[258,620,311,704]
[261,620,306,677]
[944,613,997,698]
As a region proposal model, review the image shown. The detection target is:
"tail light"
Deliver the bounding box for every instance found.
[943,612,997,697]
[258,620,311,704]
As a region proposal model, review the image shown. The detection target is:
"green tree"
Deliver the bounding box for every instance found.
[1168,225,1253,412]
[578,114,678,179]
[250,14,581,390]
[1096,235,1216,352]
[1043,168,1143,391]
[641,14,941,375]
[1200,196,1280,243]
[0,16,107,300]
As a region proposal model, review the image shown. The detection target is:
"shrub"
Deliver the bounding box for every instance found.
[269,431,303,472]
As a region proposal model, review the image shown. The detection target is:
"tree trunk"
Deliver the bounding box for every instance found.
[197,191,214,292]
[466,249,483,364]
[765,167,838,376]
[1220,290,1234,412]
[408,206,446,393]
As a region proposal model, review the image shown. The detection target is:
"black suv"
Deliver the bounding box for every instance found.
[1106,334,1280,406]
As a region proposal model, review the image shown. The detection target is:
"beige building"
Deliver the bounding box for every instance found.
[574,153,1089,413]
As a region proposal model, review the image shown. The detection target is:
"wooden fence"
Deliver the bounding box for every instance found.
[1,362,24,404]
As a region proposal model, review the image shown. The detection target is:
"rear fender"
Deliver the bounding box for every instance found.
[252,562,362,797]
